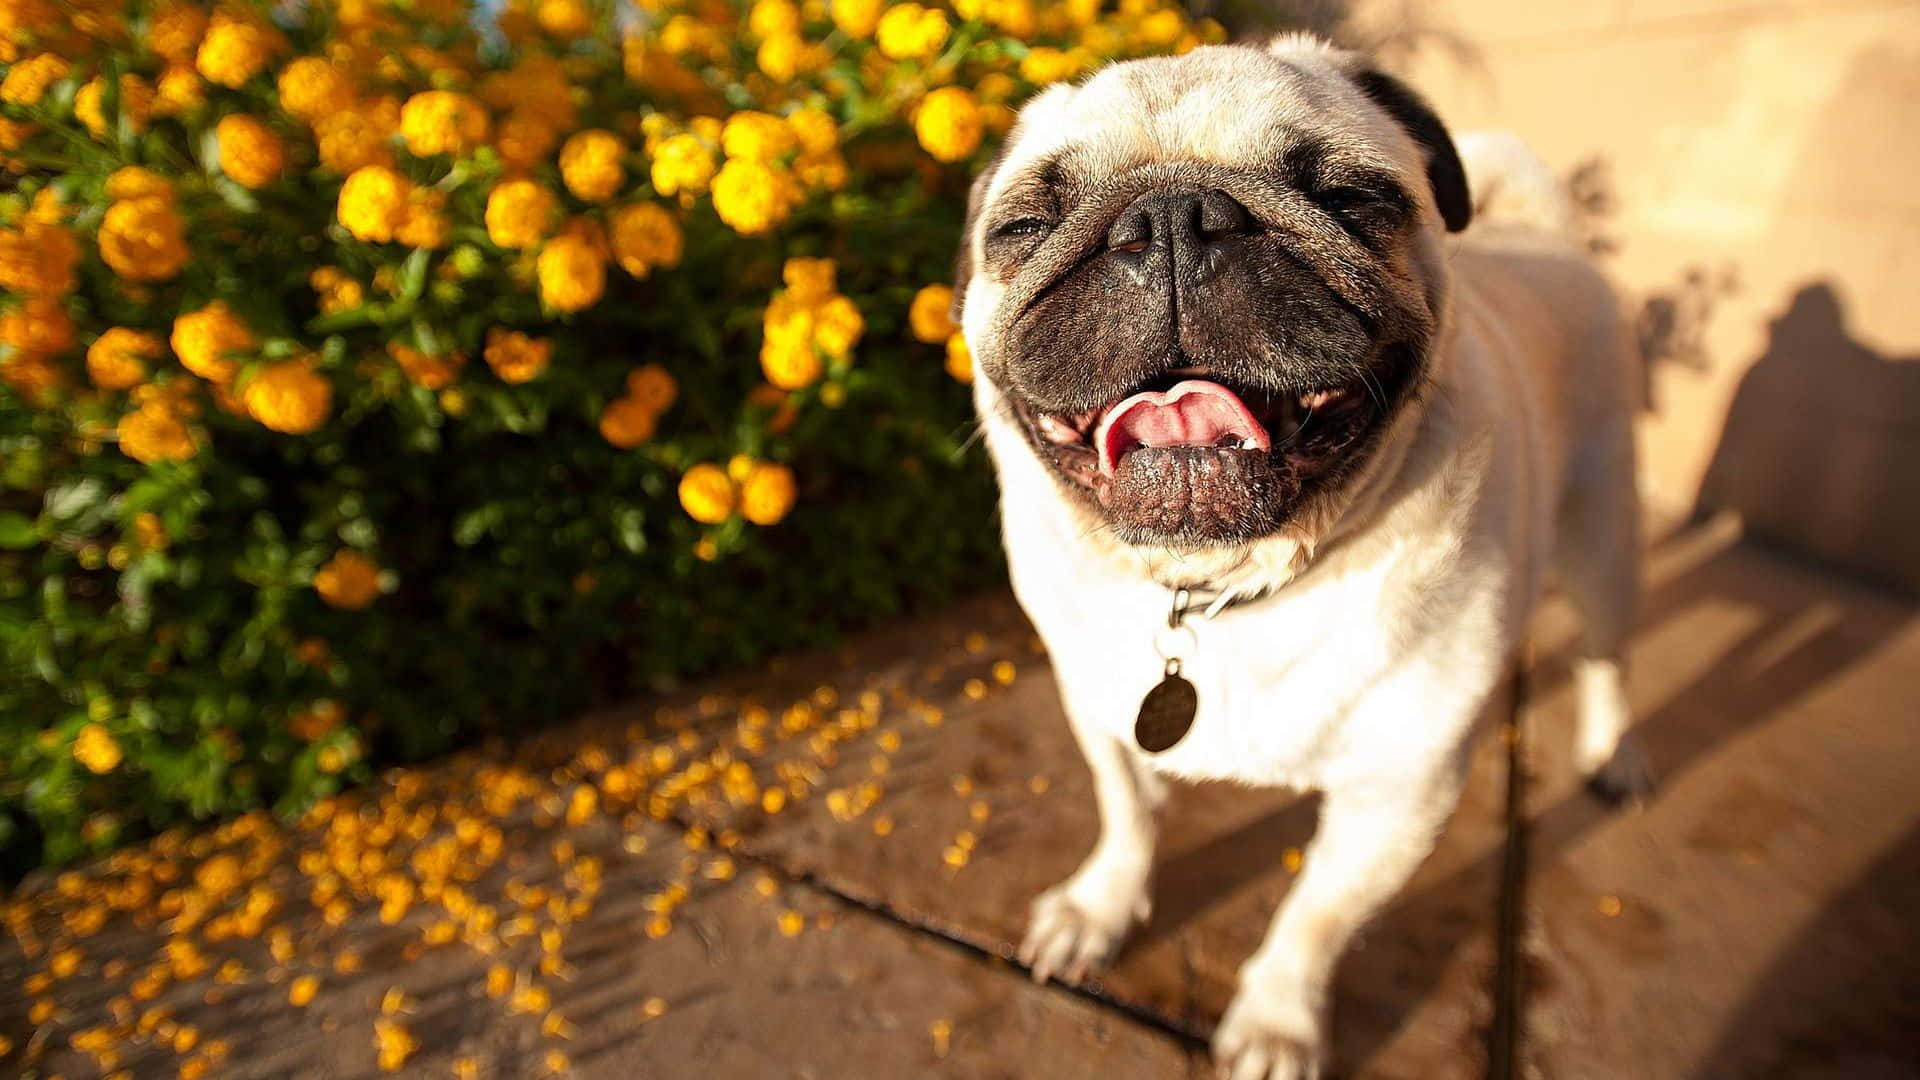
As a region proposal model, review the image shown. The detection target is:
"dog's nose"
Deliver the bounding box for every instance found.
[1106,189,1252,281]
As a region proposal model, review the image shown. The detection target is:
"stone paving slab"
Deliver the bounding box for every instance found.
[1517,515,1920,1079]
[19,518,1909,1080]
[2,807,1197,1080]
[0,595,1210,1080]
[719,597,1513,1080]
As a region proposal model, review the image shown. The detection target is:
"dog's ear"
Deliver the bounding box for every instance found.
[950,146,1006,325]
[1345,65,1472,233]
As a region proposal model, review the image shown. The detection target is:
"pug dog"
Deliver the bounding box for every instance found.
[955,35,1652,1080]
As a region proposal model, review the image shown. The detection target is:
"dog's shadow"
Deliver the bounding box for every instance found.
[1113,515,1909,1077]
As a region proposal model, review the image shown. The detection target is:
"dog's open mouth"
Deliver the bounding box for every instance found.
[1018,369,1370,485]
[1007,362,1394,541]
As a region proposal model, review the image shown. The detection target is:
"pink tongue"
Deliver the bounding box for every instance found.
[1096,379,1272,475]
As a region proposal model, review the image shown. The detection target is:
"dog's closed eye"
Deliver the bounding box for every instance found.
[993,218,1051,239]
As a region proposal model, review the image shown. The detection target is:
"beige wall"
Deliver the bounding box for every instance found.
[1353,0,1920,590]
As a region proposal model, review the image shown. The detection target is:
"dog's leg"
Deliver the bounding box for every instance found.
[1018,708,1165,984]
[1554,420,1654,804]
[1212,759,1467,1080]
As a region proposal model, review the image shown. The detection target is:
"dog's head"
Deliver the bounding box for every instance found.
[958,36,1470,551]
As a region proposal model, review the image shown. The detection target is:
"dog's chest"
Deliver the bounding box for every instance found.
[1030,572,1395,789]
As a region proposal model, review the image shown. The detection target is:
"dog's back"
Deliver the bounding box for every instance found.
[1445,131,1651,799]
[1446,132,1639,517]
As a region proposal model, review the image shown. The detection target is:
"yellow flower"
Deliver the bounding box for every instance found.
[215,115,285,189]
[396,190,448,249]
[87,329,162,391]
[0,0,52,62]
[1134,7,1188,47]
[795,150,849,192]
[154,67,207,115]
[0,220,81,295]
[650,134,717,198]
[478,55,575,128]
[721,111,797,163]
[483,328,551,383]
[908,284,957,343]
[309,267,366,314]
[975,72,1018,104]
[536,0,592,37]
[316,98,399,173]
[757,35,827,82]
[133,511,170,550]
[914,87,982,162]
[0,54,69,106]
[945,333,973,382]
[678,464,736,524]
[783,257,837,304]
[98,198,188,283]
[748,0,801,38]
[0,354,62,400]
[242,361,332,434]
[150,1,209,65]
[739,462,797,526]
[75,75,154,139]
[831,0,884,37]
[1021,46,1088,84]
[598,397,657,449]
[73,724,123,774]
[106,167,175,205]
[812,295,864,356]
[626,364,678,413]
[0,297,71,363]
[399,91,490,157]
[787,108,838,156]
[494,109,559,172]
[337,166,411,243]
[277,58,353,122]
[484,179,560,250]
[197,13,280,89]
[0,118,33,150]
[760,336,822,390]
[314,550,381,610]
[536,235,606,313]
[171,302,254,384]
[558,129,626,203]
[388,342,466,390]
[710,159,801,236]
[657,13,729,59]
[117,401,198,464]
[875,3,949,61]
[609,203,683,279]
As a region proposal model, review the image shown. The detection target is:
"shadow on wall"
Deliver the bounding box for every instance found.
[1635,264,1741,412]
[1696,282,1920,596]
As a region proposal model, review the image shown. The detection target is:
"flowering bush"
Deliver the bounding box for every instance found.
[0,0,1219,870]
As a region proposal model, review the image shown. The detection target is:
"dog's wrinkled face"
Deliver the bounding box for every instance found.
[960,40,1470,547]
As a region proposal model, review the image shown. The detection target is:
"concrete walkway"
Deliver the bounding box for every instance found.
[3,516,1916,1079]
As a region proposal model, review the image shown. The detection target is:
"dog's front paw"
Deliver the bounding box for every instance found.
[1584,733,1656,807]
[1211,980,1327,1080]
[1016,879,1148,984]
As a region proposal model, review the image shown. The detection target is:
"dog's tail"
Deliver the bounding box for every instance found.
[1454,130,1576,236]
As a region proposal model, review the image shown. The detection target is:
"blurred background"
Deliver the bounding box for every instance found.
[1,0,1915,1077]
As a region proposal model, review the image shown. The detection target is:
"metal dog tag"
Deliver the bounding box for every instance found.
[1135,661,1197,753]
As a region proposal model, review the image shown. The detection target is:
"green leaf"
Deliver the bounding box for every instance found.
[211,175,261,214]
[399,248,431,303]
[43,477,107,523]
[0,512,37,549]
[614,505,647,555]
